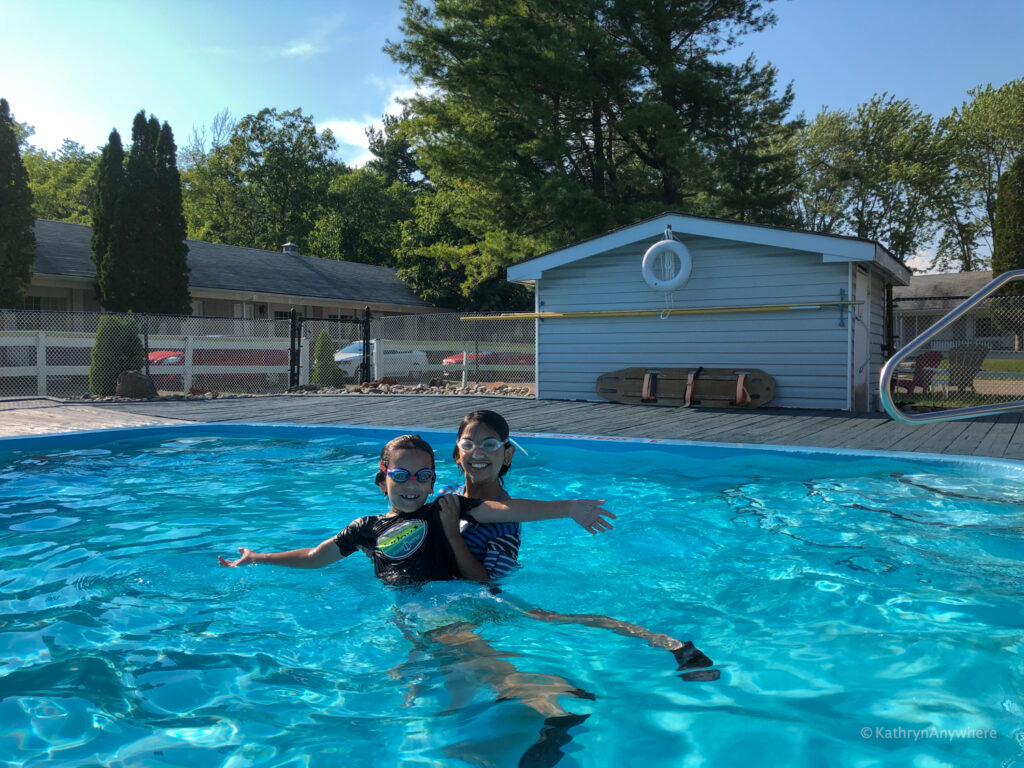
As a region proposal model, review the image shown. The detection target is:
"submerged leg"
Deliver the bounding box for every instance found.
[524,608,718,678]
[518,713,590,768]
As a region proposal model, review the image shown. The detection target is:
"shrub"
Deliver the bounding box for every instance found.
[89,315,145,396]
[310,330,345,387]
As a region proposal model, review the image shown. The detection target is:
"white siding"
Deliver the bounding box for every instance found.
[535,239,853,409]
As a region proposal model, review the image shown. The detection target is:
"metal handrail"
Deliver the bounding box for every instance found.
[880,269,1024,423]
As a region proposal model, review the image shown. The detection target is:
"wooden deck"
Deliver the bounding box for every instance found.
[10,394,1022,461]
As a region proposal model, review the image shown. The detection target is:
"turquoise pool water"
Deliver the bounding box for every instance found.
[1,424,1022,767]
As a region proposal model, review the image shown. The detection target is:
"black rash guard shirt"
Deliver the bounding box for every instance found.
[333,496,484,585]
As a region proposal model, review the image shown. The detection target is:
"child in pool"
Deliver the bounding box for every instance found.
[218,433,614,586]
[440,409,718,680]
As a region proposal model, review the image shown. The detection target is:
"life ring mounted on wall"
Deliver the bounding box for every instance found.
[642,230,692,291]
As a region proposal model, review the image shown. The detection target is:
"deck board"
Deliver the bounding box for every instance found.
[52,395,1024,461]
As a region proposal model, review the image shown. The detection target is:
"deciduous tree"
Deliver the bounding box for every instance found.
[0,98,37,308]
[23,140,99,223]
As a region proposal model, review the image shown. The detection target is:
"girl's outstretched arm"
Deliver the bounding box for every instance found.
[218,536,344,568]
[470,499,615,533]
[438,494,491,581]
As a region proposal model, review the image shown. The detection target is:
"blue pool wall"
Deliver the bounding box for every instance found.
[1,421,1022,476]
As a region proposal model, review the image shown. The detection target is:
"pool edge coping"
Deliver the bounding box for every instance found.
[2,421,1023,474]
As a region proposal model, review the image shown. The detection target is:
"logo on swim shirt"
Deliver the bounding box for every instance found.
[376,519,427,560]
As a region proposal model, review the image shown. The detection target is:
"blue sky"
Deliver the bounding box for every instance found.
[1,0,1021,166]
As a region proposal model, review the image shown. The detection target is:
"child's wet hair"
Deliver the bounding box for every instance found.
[376,434,435,485]
[453,410,513,480]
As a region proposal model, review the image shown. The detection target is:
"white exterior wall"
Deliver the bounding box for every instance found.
[534,239,855,409]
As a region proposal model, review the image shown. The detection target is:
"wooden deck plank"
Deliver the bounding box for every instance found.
[8,395,1024,462]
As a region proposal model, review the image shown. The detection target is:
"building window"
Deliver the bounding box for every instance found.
[22,296,69,311]
[975,317,997,338]
[274,311,291,321]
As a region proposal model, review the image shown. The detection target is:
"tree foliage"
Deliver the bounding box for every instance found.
[790,95,946,263]
[23,140,99,223]
[88,315,145,396]
[182,108,339,252]
[310,329,345,387]
[933,79,1024,271]
[0,98,37,308]
[93,112,191,314]
[308,168,415,266]
[384,0,799,298]
[992,153,1024,281]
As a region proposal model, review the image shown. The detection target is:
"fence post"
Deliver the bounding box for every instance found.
[461,351,468,388]
[300,335,312,385]
[183,335,195,392]
[361,306,372,383]
[36,330,47,396]
[288,308,298,387]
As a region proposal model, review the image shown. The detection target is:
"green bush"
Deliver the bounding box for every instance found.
[89,315,145,395]
[311,330,346,388]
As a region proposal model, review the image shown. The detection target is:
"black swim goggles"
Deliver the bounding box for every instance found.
[379,462,436,483]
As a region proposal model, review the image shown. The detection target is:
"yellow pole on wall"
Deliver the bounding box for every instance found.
[459,300,863,321]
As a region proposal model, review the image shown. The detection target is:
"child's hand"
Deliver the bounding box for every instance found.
[438,493,462,535]
[219,547,255,567]
[570,500,616,533]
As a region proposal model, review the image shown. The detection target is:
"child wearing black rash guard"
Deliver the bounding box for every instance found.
[218,434,614,585]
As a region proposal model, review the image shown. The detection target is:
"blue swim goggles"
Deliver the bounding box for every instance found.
[379,462,436,483]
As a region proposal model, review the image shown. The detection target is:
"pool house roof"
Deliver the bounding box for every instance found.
[506,212,912,286]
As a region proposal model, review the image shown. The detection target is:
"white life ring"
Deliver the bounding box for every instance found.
[642,239,691,291]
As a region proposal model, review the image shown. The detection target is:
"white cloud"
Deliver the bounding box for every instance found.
[317,82,425,167]
[282,41,319,57]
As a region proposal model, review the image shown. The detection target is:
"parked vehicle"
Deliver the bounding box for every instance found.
[147,346,291,391]
[441,350,535,381]
[333,340,428,381]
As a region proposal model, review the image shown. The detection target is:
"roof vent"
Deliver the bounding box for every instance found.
[282,242,299,256]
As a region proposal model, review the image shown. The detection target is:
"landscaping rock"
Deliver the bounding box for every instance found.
[116,371,157,399]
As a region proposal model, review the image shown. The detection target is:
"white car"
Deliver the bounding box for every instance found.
[333,340,428,381]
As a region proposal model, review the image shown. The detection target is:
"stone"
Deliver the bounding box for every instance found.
[116,370,157,399]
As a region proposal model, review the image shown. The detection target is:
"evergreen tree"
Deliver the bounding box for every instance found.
[101,113,159,311]
[992,154,1024,282]
[991,154,1024,347]
[91,129,125,304]
[154,121,191,314]
[0,98,37,308]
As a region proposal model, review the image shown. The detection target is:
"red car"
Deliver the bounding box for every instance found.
[441,351,535,381]
[147,347,291,392]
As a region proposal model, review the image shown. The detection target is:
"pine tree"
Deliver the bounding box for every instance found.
[991,153,1024,348]
[104,112,160,311]
[0,98,37,308]
[91,129,125,305]
[992,154,1024,280]
[154,121,191,314]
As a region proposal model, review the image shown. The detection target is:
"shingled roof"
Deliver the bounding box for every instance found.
[32,219,432,309]
[892,270,993,300]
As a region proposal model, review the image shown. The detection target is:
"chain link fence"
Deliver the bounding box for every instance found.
[358,312,535,387]
[0,308,295,408]
[889,293,1024,411]
[1,308,537,409]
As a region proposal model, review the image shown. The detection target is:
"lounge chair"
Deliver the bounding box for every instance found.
[893,350,943,395]
[947,343,988,394]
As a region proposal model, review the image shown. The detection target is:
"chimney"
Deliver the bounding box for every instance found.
[282,242,299,256]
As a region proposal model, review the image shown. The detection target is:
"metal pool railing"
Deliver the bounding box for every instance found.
[880,269,1024,423]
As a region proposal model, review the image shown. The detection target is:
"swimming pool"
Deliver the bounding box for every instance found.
[1,423,1021,767]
